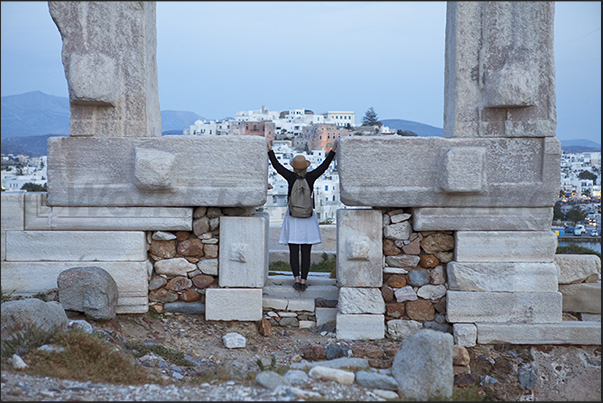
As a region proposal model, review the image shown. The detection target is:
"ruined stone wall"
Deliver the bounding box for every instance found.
[147,206,257,316]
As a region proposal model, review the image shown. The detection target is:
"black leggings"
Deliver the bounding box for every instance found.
[288,243,312,280]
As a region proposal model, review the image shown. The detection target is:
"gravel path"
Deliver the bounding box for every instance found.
[1,370,399,401]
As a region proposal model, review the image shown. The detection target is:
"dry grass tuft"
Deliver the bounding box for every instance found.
[22,330,163,385]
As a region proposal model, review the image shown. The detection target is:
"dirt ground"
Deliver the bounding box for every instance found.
[83,312,601,401]
[90,312,333,368]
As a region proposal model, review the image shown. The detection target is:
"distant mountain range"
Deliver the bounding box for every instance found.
[380,119,443,137]
[2,91,600,157]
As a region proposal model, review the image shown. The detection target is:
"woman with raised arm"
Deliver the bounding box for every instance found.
[267,140,337,291]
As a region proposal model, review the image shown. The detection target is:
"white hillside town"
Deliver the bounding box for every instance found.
[1,105,600,232]
[1,154,47,192]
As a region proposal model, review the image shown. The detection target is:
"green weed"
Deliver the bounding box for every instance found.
[556,244,601,258]
[125,340,195,367]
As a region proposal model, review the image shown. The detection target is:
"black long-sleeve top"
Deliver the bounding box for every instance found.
[268,150,336,202]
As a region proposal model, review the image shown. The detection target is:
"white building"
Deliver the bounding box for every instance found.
[323,111,355,127]
[1,155,48,192]
[234,106,356,139]
[235,105,281,122]
[185,119,218,136]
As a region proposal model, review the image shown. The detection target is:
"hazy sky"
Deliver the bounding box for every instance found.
[1,1,600,144]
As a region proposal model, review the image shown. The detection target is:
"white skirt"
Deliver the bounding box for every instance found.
[278,207,322,245]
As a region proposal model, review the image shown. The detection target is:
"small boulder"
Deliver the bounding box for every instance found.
[57,266,119,320]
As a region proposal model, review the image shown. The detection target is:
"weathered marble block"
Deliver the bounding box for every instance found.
[24,192,192,231]
[412,207,554,231]
[338,287,385,314]
[447,262,559,292]
[554,254,601,284]
[205,288,263,321]
[1,231,6,262]
[453,323,477,347]
[1,261,148,314]
[1,193,25,231]
[218,214,268,288]
[336,313,385,340]
[47,135,268,207]
[476,322,601,345]
[454,231,558,262]
[5,231,147,261]
[559,283,601,314]
[336,209,382,287]
[446,291,562,323]
[316,307,338,326]
[337,136,560,207]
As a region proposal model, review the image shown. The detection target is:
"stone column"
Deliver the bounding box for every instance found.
[444,1,556,139]
[49,1,161,137]
[335,208,385,340]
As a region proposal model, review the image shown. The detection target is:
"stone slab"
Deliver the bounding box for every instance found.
[446,262,559,292]
[205,288,263,321]
[219,215,268,288]
[554,254,601,284]
[337,136,560,207]
[262,297,288,311]
[412,207,554,231]
[24,192,192,231]
[263,297,315,313]
[316,307,338,326]
[1,192,25,230]
[559,283,601,314]
[453,323,477,347]
[454,231,558,262]
[336,208,383,287]
[338,287,385,314]
[1,231,5,262]
[262,285,339,301]
[476,322,601,345]
[0,261,148,313]
[47,135,268,207]
[287,298,315,312]
[581,314,601,322]
[446,291,562,323]
[25,193,193,231]
[336,313,385,340]
[5,231,147,261]
[265,274,337,287]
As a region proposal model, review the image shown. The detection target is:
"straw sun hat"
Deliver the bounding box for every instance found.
[291,155,311,171]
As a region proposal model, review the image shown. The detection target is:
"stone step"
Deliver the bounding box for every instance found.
[269,250,336,265]
[262,296,316,312]
[262,284,339,302]
[266,274,337,286]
